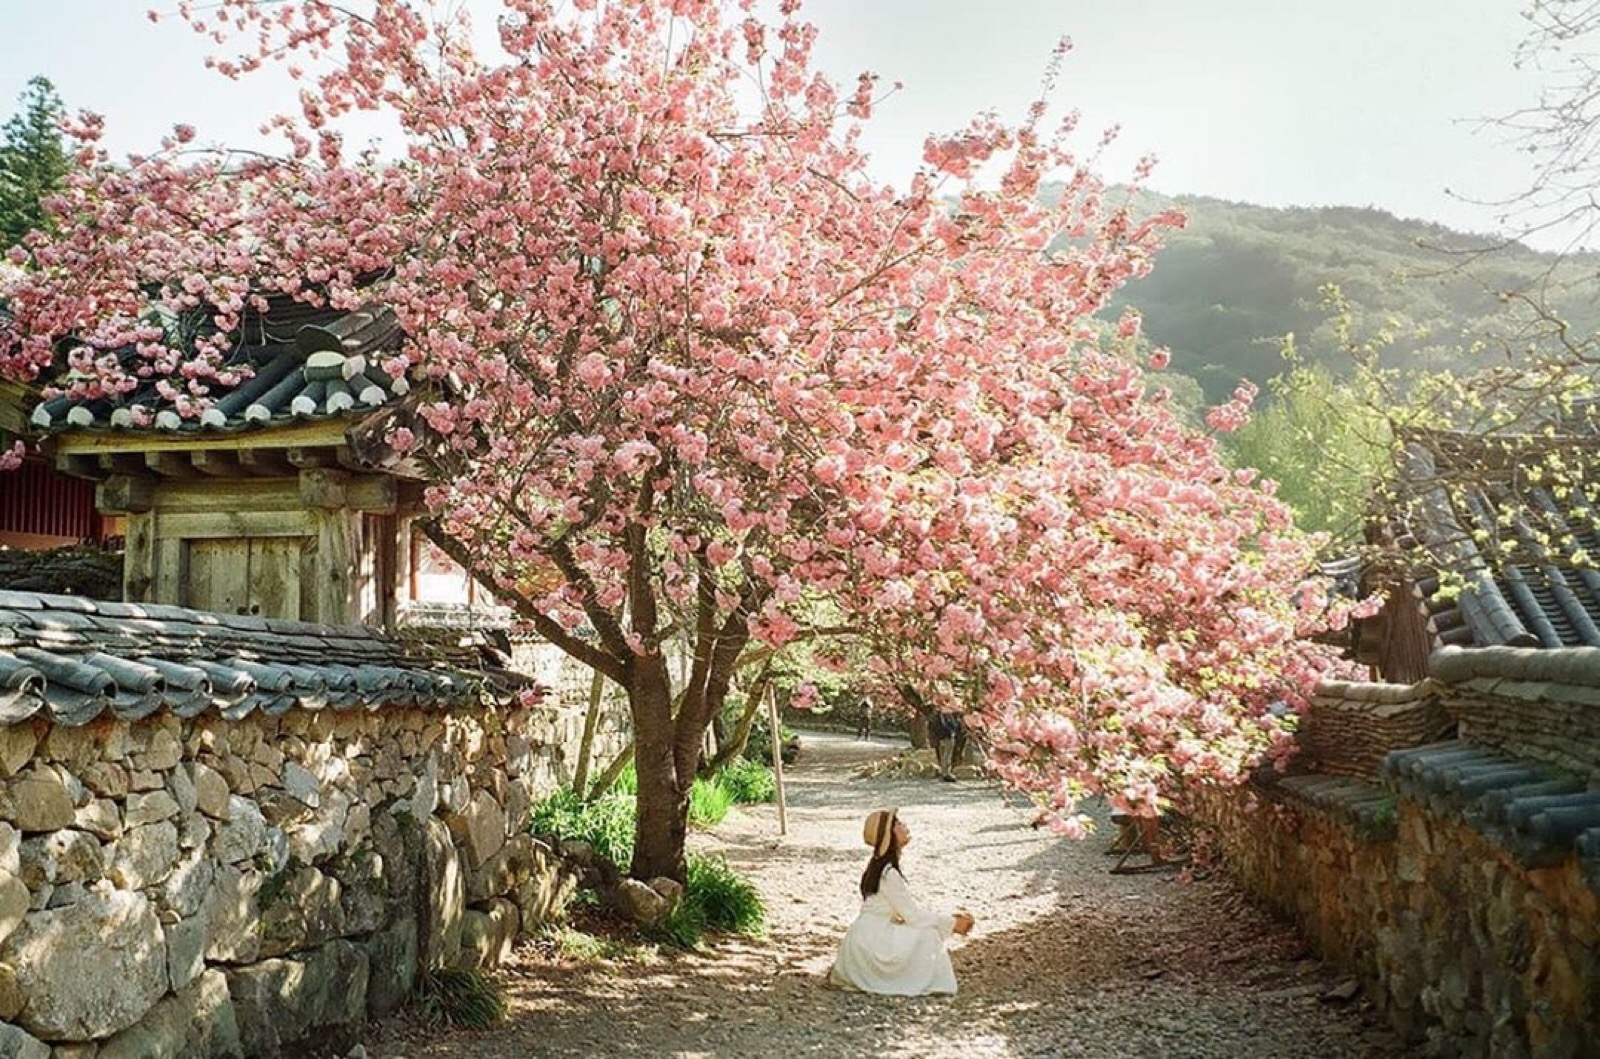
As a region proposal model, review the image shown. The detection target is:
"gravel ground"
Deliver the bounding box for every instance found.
[368,730,1409,1058]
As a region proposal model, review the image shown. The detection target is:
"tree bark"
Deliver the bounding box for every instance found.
[571,667,607,796]
[628,652,689,882]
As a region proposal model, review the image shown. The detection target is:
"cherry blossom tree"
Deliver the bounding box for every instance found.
[0,0,1349,880]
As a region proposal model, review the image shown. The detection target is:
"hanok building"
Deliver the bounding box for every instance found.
[8,295,476,628]
[1350,426,1600,683]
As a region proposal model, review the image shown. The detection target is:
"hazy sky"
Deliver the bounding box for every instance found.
[0,1,1552,240]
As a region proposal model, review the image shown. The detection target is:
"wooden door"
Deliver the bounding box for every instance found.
[186,536,310,619]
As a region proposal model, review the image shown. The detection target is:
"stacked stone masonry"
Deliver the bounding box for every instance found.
[1198,645,1600,1059]
[0,696,628,1057]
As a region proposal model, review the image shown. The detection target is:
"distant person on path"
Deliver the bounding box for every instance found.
[855,696,874,740]
[829,808,974,996]
[932,710,966,781]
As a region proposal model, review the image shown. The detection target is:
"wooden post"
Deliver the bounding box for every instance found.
[767,684,788,837]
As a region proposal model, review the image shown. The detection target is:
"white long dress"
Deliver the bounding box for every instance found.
[828,867,958,995]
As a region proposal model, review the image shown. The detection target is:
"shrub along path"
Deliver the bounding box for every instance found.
[369,730,1407,1058]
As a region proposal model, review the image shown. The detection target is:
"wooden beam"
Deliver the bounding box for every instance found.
[53,452,109,481]
[191,450,245,477]
[299,468,348,510]
[287,446,341,469]
[310,508,355,624]
[335,445,370,472]
[346,475,397,514]
[124,512,155,602]
[53,418,350,456]
[96,475,155,514]
[98,452,150,476]
[144,451,201,479]
[238,448,296,477]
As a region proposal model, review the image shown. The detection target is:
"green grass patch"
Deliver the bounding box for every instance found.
[716,759,776,804]
[653,852,767,949]
[529,786,636,866]
[412,968,507,1029]
[688,775,735,828]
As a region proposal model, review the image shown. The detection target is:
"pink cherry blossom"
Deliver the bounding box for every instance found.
[0,0,1357,877]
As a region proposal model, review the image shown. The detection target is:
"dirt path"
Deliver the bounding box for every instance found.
[369,730,1408,1058]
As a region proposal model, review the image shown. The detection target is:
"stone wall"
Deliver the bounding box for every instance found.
[1197,651,1600,1058]
[0,694,629,1058]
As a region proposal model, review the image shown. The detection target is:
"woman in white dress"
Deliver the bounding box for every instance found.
[829,807,975,995]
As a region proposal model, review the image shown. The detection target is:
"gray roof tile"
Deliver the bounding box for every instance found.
[27,302,408,435]
[0,590,535,726]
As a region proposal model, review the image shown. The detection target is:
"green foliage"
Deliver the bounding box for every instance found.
[687,775,734,828]
[1088,188,1600,405]
[715,759,776,804]
[529,786,635,866]
[742,713,799,764]
[654,852,766,948]
[0,76,68,248]
[412,968,507,1029]
[535,922,658,964]
[1225,354,1390,542]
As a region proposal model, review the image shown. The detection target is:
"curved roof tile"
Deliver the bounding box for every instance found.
[0,588,533,727]
[28,304,407,434]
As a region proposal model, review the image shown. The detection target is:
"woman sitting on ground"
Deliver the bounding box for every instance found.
[828,807,974,995]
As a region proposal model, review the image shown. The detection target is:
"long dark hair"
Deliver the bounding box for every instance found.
[860,833,903,898]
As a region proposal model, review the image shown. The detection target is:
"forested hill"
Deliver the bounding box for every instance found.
[1092,189,1600,404]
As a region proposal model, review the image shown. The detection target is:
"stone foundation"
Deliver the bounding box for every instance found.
[0,696,628,1057]
[1198,651,1600,1058]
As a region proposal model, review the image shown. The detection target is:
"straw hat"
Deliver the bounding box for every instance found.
[862,807,898,857]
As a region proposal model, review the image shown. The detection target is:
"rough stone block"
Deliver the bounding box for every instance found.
[363,916,418,1020]
[203,865,263,965]
[160,849,214,919]
[0,1024,48,1059]
[107,822,179,890]
[190,763,229,820]
[444,791,506,870]
[78,763,128,800]
[227,939,369,1058]
[73,800,120,842]
[2,772,75,833]
[419,818,465,970]
[99,968,240,1059]
[258,864,346,959]
[0,960,23,1020]
[210,798,266,865]
[453,898,519,972]
[136,727,183,772]
[331,849,386,936]
[164,913,208,992]
[281,762,320,810]
[1,886,167,1040]
[0,726,39,780]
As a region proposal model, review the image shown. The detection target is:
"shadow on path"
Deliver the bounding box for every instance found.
[369,729,1408,1059]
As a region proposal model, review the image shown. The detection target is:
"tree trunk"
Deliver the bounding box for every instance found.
[586,742,634,801]
[628,656,689,882]
[571,667,607,796]
[704,673,772,773]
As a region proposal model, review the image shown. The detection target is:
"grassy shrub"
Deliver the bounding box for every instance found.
[412,968,507,1029]
[655,852,767,948]
[529,786,635,866]
[686,852,765,935]
[688,775,735,828]
[717,759,776,804]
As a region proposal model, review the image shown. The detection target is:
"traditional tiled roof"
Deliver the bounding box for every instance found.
[27,298,407,434]
[0,588,535,727]
[1396,436,1600,650]
[1384,740,1599,877]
